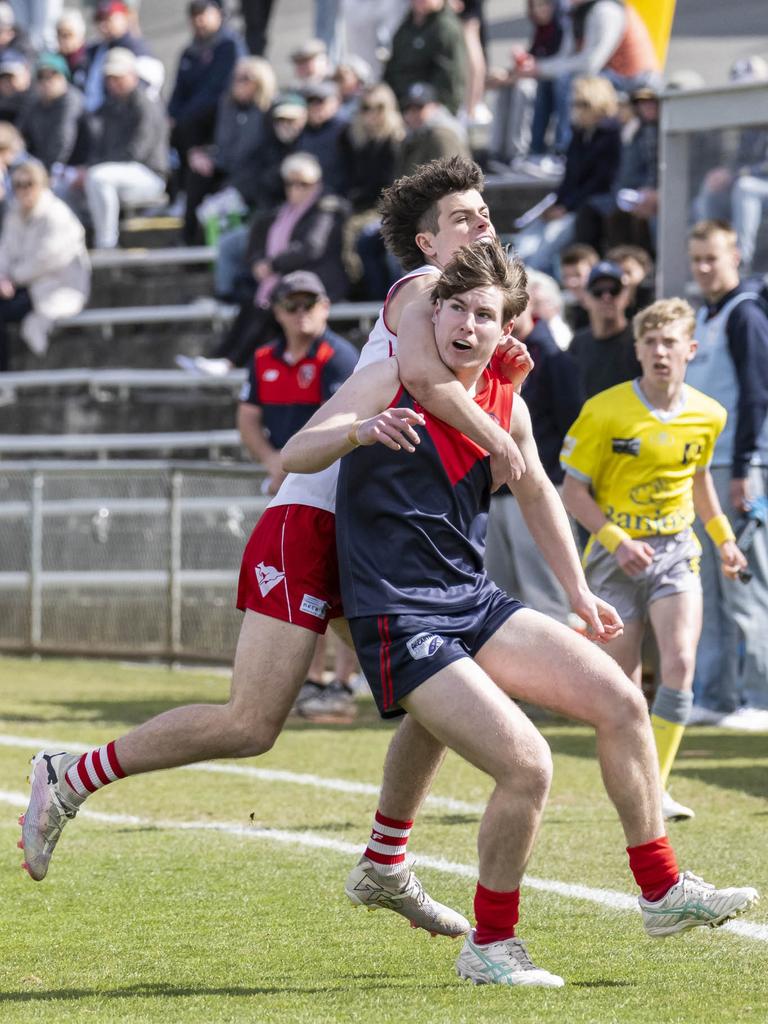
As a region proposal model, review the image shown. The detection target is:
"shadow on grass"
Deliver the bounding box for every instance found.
[571,980,635,989]
[0,978,457,1003]
[673,763,768,801]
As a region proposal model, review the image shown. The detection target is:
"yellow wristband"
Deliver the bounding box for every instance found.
[597,522,631,554]
[705,513,735,547]
[347,423,361,448]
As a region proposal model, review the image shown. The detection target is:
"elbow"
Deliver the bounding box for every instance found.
[399,364,435,406]
[280,439,302,474]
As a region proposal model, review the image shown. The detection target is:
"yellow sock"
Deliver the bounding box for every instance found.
[651,715,685,789]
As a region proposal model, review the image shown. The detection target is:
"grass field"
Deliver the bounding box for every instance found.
[0,655,766,1023]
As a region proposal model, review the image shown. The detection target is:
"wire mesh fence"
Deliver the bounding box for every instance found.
[0,461,269,662]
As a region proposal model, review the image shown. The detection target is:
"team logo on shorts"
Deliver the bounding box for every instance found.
[406,632,444,660]
[300,593,329,619]
[255,562,285,597]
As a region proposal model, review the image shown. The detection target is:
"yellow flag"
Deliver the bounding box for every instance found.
[628,0,676,68]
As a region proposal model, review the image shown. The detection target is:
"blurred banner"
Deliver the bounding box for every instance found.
[629,0,676,68]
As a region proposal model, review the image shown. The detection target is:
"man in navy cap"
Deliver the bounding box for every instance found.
[569,259,640,400]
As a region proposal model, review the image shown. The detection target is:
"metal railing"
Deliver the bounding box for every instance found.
[0,460,269,662]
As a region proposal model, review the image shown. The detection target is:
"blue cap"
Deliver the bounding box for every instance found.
[587,260,624,289]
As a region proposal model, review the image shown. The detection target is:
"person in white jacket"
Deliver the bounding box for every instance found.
[0,156,89,368]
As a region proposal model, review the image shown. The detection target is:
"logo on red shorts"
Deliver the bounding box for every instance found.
[256,561,285,597]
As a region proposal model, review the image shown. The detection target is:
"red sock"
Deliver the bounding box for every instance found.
[627,835,679,901]
[64,741,126,798]
[363,810,412,872]
[473,883,520,945]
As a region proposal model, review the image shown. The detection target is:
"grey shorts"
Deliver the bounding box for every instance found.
[584,529,702,623]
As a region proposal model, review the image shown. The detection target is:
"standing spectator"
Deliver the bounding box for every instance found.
[184,152,349,375]
[686,220,768,726]
[0,48,31,123]
[485,301,580,621]
[240,0,274,57]
[82,1,150,114]
[526,268,572,349]
[338,0,408,79]
[731,166,768,278]
[606,243,654,315]
[514,75,621,274]
[84,47,168,249]
[0,157,89,368]
[10,0,62,52]
[55,8,88,90]
[396,81,469,176]
[298,79,347,195]
[454,0,490,125]
[560,241,597,330]
[569,258,639,399]
[167,0,244,194]
[18,52,87,172]
[183,54,276,244]
[384,0,466,116]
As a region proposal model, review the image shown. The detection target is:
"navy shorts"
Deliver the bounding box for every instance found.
[349,585,524,719]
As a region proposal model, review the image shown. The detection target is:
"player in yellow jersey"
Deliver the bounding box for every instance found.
[561,298,747,821]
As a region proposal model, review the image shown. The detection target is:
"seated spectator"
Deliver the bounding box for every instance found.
[56,9,89,90]
[575,83,658,255]
[514,75,621,274]
[0,158,89,369]
[168,0,244,195]
[0,120,25,223]
[384,0,466,116]
[83,47,168,249]
[487,0,564,167]
[183,54,276,244]
[18,53,88,174]
[182,152,349,375]
[526,268,572,350]
[288,37,330,87]
[605,243,654,315]
[298,79,347,195]
[338,81,404,285]
[559,241,597,330]
[332,55,372,120]
[0,50,32,124]
[237,269,358,490]
[82,1,151,114]
[518,0,660,153]
[0,3,35,63]
[569,258,640,399]
[396,81,469,176]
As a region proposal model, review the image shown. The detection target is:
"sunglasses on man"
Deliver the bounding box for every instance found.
[589,283,622,299]
[280,296,319,313]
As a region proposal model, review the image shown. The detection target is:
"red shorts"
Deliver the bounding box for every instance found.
[236,504,342,635]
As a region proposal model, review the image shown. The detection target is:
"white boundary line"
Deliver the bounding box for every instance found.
[1,738,765,945]
[1,789,765,943]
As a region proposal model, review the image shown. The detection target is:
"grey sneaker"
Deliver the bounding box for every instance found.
[291,680,325,714]
[345,854,470,937]
[297,680,357,721]
[456,930,565,987]
[662,790,695,822]
[20,751,84,881]
[640,871,759,937]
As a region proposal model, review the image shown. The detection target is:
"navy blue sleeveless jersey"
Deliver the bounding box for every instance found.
[335,370,514,617]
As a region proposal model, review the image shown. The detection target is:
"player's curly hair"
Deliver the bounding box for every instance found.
[379,156,485,271]
[431,239,529,323]
[633,297,696,341]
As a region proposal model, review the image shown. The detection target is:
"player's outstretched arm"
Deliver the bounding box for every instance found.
[510,398,623,641]
[281,358,420,473]
[396,298,527,487]
[692,469,747,579]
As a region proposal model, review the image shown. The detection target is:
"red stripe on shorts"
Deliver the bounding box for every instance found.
[382,615,393,709]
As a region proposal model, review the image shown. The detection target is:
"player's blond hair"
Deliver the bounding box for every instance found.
[431,239,529,323]
[633,298,696,342]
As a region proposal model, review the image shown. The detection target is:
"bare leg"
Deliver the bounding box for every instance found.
[475,609,664,847]
[462,16,487,118]
[649,591,702,691]
[115,611,317,774]
[402,659,552,890]
[307,633,326,683]
[603,616,645,686]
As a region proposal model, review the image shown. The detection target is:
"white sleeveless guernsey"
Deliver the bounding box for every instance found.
[268,265,440,513]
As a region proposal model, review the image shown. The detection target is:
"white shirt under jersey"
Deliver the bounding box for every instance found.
[268,265,440,513]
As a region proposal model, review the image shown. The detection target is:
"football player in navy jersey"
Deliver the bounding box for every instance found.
[283,239,758,989]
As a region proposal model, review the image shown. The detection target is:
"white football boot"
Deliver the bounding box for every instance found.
[20,751,84,881]
[640,871,759,937]
[456,930,565,987]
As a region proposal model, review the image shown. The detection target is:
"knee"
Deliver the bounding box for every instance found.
[505,733,553,807]
[603,675,649,731]
[222,705,282,758]
[662,650,696,687]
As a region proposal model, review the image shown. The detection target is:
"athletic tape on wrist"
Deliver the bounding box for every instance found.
[705,513,735,547]
[597,522,631,554]
[347,423,361,448]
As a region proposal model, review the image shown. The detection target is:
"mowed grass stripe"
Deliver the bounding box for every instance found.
[3,789,765,945]
[0,731,485,815]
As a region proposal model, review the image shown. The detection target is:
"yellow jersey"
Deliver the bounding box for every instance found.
[560,380,727,538]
